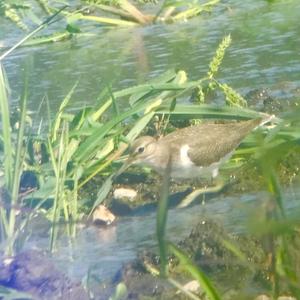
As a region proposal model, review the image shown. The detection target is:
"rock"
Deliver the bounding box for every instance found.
[92,204,116,225]
[254,295,270,300]
[0,250,89,300]
[245,88,282,114]
[176,280,200,294]
[113,188,138,201]
[176,219,269,294]
[254,296,296,300]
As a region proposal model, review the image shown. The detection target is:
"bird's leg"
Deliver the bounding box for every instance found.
[177,176,226,208]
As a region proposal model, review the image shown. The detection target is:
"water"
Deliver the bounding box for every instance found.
[1,0,300,115]
[1,0,300,285]
[23,186,300,281]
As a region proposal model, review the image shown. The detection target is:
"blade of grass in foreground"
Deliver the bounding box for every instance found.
[0,64,13,189]
[87,112,155,215]
[0,64,12,241]
[78,14,137,26]
[169,243,221,300]
[156,104,261,120]
[156,157,171,277]
[51,81,78,142]
[0,6,68,61]
[89,175,114,218]
[6,66,28,255]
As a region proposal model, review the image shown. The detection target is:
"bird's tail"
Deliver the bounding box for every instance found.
[256,112,282,129]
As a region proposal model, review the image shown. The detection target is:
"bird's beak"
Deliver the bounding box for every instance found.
[113,155,136,180]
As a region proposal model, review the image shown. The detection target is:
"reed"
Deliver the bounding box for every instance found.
[1,0,221,40]
[0,31,299,299]
[0,63,28,255]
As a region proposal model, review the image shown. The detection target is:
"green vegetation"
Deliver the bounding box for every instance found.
[1,33,264,253]
[1,2,300,298]
[0,0,220,48]
[0,64,28,255]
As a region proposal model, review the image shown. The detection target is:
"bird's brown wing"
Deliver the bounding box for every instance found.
[165,119,260,167]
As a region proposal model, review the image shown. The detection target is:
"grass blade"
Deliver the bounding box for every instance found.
[78,14,137,26]
[0,6,68,61]
[5,65,28,255]
[169,243,221,300]
[87,112,155,213]
[167,278,201,300]
[0,64,13,189]
[157,104,261,120]
[74,99,153,163]
[156,157,171,277]
[51,81,78,142]
[89,175,114,217]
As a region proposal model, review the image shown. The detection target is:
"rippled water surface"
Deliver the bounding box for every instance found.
[2,0,300,113]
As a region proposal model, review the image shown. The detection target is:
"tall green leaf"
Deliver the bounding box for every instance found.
[0,64,13,189]
[169,243,221,300]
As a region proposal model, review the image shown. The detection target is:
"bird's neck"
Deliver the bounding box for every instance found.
[140,142,172,174]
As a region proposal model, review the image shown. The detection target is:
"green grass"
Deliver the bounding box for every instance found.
[1,0,221,48]
[0,33,299,299]
[1,33,264,255]
[0,63,28,255]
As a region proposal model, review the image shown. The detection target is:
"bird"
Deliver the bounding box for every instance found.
[118,115,274,207]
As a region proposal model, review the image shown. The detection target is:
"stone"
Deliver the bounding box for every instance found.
[113,187,138,201]
[92,204,116,225]
[0,250,89,300]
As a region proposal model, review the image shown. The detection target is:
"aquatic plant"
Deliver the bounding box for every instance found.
[151,38,300,299]
[153,107,300,300]
[0,32,263,255]
[1,25,299,299]
[79,0,221,25]
[1,0,221,48]
[0,6,68,61]
[0,63,28,255]
[0,1,29,31]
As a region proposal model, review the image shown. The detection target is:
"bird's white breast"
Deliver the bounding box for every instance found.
[179,145,194,167]
[171,144,204,178]
[171,144,233,179]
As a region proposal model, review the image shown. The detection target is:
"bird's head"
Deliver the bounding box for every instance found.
[127,136,157,165]
[114,136,157,178]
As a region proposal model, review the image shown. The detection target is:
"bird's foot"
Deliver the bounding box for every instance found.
[177,179,226,208]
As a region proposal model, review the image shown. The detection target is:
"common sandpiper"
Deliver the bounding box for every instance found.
[118,115,274,206]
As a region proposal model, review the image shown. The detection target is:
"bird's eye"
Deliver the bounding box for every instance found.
[137,146,144,154]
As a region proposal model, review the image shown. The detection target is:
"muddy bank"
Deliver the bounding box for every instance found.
[0,250,89,300]
[106,219,299,299]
